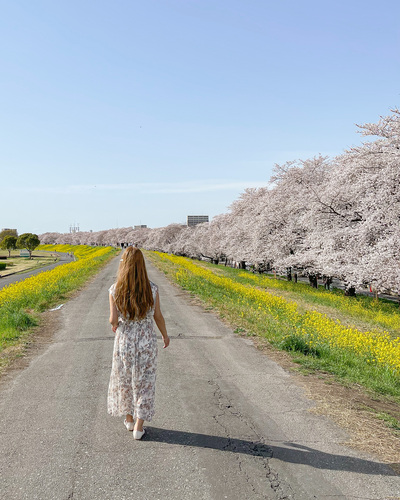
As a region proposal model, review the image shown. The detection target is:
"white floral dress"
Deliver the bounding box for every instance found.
[107,281,158,421]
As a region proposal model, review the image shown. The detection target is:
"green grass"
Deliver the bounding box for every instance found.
[372,412,400,433]
[146,251,400,402]
[0,245,118,371]
[0,250,60,275]
[199,262,400,337]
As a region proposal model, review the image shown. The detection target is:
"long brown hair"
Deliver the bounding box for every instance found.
[114,247,154,320]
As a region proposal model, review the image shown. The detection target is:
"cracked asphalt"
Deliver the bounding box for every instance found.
[0,256,399,500]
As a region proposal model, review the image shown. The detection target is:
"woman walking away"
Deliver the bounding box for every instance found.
[108,247,170,440]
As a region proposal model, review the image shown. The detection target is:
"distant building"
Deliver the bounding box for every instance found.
[134,225,147,229]
[69,223,80,233]
[187,215,209,227]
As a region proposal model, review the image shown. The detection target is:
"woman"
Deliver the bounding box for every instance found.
[108,246,170,440]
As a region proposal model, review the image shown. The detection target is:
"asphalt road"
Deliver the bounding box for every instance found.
[0,252,73,290]
[0,256,398,500]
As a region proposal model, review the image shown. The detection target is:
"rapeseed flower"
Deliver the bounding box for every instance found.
[154,252,400,375]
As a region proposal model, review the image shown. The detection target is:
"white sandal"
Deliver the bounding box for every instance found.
[133,428,145,440]
[124,419,135,431]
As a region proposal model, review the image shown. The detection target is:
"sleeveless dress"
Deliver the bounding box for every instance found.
[107,281,158,421]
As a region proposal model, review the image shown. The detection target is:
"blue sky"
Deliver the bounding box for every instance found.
[1,0,399,234]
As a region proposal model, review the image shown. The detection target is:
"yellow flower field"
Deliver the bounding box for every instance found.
[152,252,400,378]
[237,271,400,334]
[0,245,117,350]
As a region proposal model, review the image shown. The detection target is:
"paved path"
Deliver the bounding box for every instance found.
[0,256,398,499]
[0,252,73,290]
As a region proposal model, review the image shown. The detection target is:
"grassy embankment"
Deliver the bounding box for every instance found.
[0,250,60,275]
[0,244,118,371]
[146,251,400,405]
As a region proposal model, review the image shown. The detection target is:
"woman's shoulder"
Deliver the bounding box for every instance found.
[149,281,158,293]
[109,283,116,295]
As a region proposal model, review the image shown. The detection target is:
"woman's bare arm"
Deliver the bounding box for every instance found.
[154,292,170,348]
[109,293,119,332]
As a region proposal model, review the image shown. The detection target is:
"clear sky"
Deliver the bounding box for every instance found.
[1,0,399,234]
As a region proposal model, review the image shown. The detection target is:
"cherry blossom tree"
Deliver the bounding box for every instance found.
[314,109,400,292]
[169,225,198,257]
[38,108,400,297]
[143,224,186,252]
[39,232,60,244]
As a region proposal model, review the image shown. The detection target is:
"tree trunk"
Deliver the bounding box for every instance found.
[345,286,356,297]
[286,267,292,281]
[239,261,246,269]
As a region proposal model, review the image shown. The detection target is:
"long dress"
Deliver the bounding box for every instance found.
[107,281,158,421]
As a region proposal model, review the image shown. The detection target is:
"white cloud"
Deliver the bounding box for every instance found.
[12,180,268,195]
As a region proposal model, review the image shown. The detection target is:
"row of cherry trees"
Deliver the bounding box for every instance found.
[40,110,400,293]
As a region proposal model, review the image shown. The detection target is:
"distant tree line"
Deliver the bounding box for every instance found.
[40,109,400,295]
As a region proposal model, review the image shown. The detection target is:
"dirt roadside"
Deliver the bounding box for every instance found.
[251,335,400,472]
[182,289,400,472]
[0,310,62,383]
